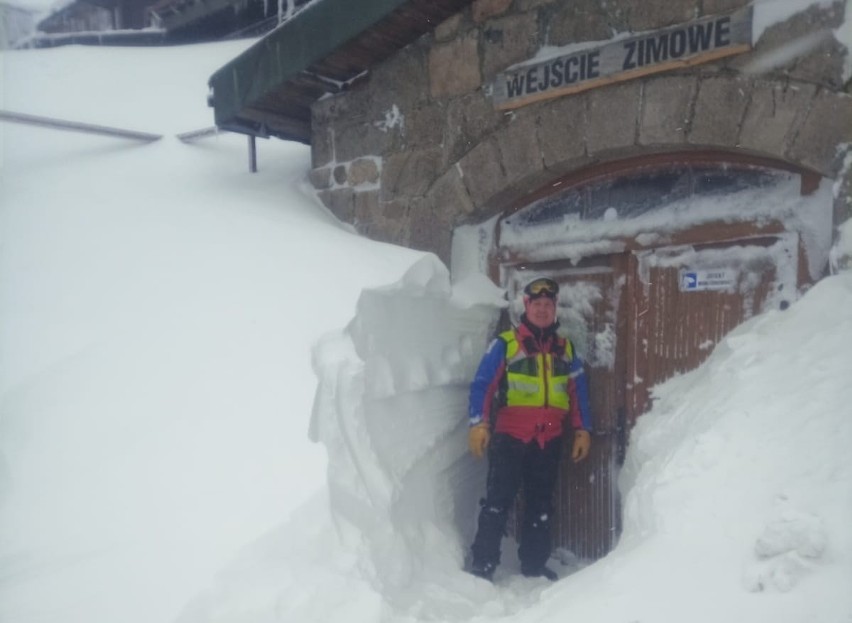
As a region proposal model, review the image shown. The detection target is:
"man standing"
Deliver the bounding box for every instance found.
[467,276,592,582]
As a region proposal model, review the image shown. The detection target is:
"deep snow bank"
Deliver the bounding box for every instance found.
[177,251,852,623]
[0,40,426,623]
[302,268,852,623]
[307,265,852,623]
[177,258,578,623]
[506,272,852,623]
[310,255,508,616]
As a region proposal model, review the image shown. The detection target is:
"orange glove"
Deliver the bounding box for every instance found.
[468,423,490,459]
[572,429,591,463]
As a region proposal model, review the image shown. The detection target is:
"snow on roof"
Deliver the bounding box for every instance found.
[0,0,40,12]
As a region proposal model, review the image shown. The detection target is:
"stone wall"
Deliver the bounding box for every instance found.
[310,0,852,264]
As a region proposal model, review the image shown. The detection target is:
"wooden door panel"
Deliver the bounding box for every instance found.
[504,262,626,559]
[629,235,798,415]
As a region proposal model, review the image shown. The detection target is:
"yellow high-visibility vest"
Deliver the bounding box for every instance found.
[500,329,574,410]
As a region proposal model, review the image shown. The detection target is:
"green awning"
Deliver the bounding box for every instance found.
[208,0,472,143]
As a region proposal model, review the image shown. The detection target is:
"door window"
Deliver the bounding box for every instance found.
[502,164,792,229]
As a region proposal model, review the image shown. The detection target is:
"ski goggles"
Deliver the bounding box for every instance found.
[523,278,559,299]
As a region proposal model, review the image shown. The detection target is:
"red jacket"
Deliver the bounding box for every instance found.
[468,317,591,447]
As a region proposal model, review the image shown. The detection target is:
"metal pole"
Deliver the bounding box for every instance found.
[0,109,162,142]
[175,126,220,143]
[248,135,257,173]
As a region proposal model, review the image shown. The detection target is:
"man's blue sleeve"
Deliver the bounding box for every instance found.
[570,356,593,431]
[468,338,506,426]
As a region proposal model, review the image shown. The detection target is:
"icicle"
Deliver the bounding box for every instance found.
[279,0,294,23]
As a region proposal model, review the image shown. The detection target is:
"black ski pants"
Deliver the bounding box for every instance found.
[471,432,562,573]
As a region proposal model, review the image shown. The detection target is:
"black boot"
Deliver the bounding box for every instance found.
[521,565,558,581]
[470,502,509,584]
[469,560,496,582]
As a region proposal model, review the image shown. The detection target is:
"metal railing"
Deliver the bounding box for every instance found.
[0,110,162,142]
[1,111,264,172]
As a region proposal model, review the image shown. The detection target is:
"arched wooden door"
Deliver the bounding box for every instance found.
[492,154,824,560]
[502,230,799,560]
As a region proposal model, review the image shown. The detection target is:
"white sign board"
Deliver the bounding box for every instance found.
[679,268,738,292]
[492,7,753,110]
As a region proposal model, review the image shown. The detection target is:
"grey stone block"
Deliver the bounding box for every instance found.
[481,12,539,79]
[787,38,847,91]
[426,166,476,218]
[640,75,697,146]
[317,188,355,222]
[625,0,694,31]
[536,94,587,169]
[496,112,543,185]
[408,199,453,264]
[353,189,381,222]
[473,0,512,23]
[356,221,407,248]
[308,167,332,190]
[353,192,410,247]
[404,103,447,151]
[311,94,339,127]
[371,44,430,110]
[486,164,561,216]
[319,50,427,133]
[458,138,506,208]
[546,0,619,45]
[311,124,334,168]
[516,0,556,10]
[434,13,463,42]
[688,76,751,148]
[380,197,409,221]
[348,158,380,186]
[429,32,481,98]
[335,121,390,163]
[701,0,750,15]
[333,165,348,185]
[380,147,444,200]
[444,90,503,165]
[789,90,852,175]
[318,86,374,129]
[585,82,641,156]
[739,81,816,157]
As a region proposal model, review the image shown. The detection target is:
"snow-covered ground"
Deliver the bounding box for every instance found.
[0,41,424,623]
[2,16,852,623]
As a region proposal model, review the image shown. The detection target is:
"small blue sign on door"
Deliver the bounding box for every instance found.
[679,268,737,292]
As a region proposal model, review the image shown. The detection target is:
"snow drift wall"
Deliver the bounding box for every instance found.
[310,255,506,611]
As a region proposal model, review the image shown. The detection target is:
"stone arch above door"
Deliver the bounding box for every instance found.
[456,74,851,223]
